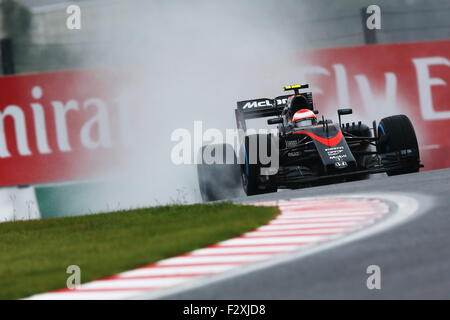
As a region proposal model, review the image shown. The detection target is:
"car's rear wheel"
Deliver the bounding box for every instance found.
[197,144,241,202]
[377,115,421,176]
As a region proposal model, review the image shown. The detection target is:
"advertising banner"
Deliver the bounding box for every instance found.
[299,39,450,170]
[0,70,120,186]
[0,40,449,186]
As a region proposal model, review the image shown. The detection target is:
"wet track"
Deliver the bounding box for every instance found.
[163,168,450,299]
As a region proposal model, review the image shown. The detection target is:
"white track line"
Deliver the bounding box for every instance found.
[119,265,236,277]
[27,194,418,300]
[258,222,360,229]
[190,246,298,255]
[157,254,273,264]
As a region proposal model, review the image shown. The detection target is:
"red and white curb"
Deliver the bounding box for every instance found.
[28,197,393,300]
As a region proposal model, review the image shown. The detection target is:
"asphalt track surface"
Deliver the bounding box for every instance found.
[163,168,450,299]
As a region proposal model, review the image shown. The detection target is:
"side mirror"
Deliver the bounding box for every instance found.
[313,110,319,114]
[267,118,283,125]
[338,108,353,116]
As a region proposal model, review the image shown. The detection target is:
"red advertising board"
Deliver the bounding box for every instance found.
[0,40,449,186]
[299,39,450,171]
[0,70,120,186]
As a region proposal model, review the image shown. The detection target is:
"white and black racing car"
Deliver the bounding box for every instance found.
[197,84,422,201]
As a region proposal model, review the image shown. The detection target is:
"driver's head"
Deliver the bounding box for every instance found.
[292,109,317,128]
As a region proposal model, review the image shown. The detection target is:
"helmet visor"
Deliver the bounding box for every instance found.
[294,118,314,128]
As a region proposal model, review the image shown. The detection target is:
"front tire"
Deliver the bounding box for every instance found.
[377,115,421,176]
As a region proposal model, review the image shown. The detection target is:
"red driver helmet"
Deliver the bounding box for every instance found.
[292,109,317,128]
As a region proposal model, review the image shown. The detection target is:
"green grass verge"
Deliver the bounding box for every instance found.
[0,202,278,300]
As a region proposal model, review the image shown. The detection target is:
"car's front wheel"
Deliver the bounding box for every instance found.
[377,114,421,176]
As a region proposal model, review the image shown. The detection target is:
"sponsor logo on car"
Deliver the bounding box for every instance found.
[242,100,273,109]
[334,161,348,168]
[326,146,348,161]
[286,139,301,148]
[288,151,301,157]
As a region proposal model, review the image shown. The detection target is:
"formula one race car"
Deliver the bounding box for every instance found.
[197,84,422,201]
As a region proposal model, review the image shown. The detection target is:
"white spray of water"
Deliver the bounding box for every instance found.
[74,0,317,209]
[81,0,410,210]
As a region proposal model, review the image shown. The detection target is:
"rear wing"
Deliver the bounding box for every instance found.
[235,92,314,131]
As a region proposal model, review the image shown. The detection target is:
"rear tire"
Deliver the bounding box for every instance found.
[197,144,241,202]
[377,115,421,176]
